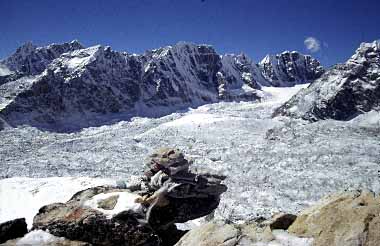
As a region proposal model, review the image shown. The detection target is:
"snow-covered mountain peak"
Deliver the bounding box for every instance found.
[148,42,215,60]
[12,42,37,58]
[53,45,103,72]
[222,53,253,67]
[151,46,172,59]
[70,39,82,46]
[44,40,84,53]
[175,41,213,49]
[349,40,380,64]
[259,51,324,87]
[260,54,272,64]
[0,40,84,76]
[357,40,380,53]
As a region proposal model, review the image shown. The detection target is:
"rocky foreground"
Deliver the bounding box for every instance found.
[2,188,379,246]
[176,190,380,246]
[1,149,379,246]
[1,148,228,245]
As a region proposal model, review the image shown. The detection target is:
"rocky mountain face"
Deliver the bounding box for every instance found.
[217,53,268,101]
[260,51,324,87]
[273,41,380,121]
[0,41,323,130]
[0,41,83,85]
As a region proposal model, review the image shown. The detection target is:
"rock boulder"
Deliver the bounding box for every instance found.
[0,218,28,244]
[289,190,380,246]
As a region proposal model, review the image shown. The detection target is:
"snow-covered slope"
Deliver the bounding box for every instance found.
[0,41,323,131]
[260,51,324,87]
[273,40,380,121]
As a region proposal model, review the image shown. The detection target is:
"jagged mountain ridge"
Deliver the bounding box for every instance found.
[0,41,84,86]
[0,41,323,131]
[260,51,324,87]
[273,40,380,121]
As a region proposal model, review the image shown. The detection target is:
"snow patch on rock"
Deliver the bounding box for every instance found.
[84,191,143,217]
[16,230,64,245]
[0,177,115,228]
[263,230,313,246]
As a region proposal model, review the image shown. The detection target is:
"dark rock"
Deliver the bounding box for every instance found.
[0,218,28,244]
[260,51,324,87]
[32,187,160,246]
[266,213,297,230]
[156,224,188,246]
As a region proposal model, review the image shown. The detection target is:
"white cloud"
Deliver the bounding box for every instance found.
[0,64,13,76]
[304,37,321,53]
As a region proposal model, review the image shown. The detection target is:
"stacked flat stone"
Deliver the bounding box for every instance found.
[144,148,190,177]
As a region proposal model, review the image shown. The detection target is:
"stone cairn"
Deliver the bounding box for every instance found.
[30,148,227,246]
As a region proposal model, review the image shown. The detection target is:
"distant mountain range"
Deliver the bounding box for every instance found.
[0,41,323,130]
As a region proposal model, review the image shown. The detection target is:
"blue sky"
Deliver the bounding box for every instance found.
[1,0,379,66]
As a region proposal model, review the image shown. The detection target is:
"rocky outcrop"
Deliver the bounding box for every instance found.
[0,41,323,131]
[289,190,380,246]
[174,220,313,246]
[273,40,380,121]
[0,218,28,244]
[175,190,380,246]
[260,51,324,87]
[175,222,243,246]
[31,148,227,246]
[32,186,161,246]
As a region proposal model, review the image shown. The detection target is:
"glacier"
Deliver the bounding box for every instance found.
[1,83,379,227]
